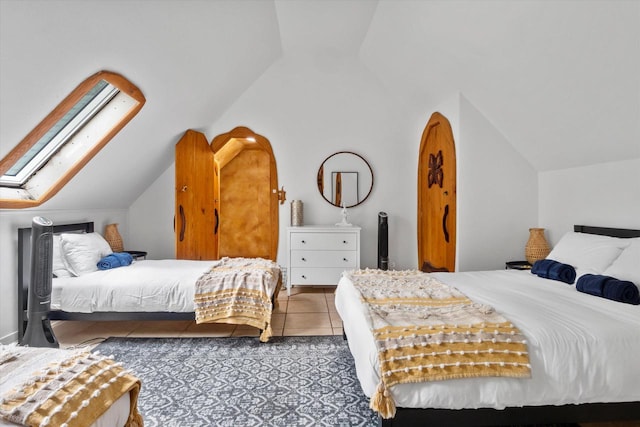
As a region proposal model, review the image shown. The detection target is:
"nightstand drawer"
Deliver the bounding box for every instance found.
[290,250,357,268]
[290,267,350,285]
[290,232,357,251]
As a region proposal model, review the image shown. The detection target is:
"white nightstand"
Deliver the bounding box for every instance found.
[286,225,361,295]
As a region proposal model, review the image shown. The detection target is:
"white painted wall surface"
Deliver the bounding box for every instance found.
[539,158,640,245]
[129,69,539,276]
[431,94,538,272]
[130,55,417,271]
[0,209,128,344]
[128,165,176,260]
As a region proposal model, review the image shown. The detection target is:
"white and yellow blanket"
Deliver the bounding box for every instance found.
[194,257,281,342]
[0,345,142,427]
[346,269,531,419]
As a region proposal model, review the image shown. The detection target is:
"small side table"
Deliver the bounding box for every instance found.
[125,250,147,260]
[505,260,532,270]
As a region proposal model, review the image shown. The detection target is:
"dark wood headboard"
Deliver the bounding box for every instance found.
[574,225,640,238]
[17,221,94,342]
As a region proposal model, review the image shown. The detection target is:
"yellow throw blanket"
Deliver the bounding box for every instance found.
[194,257,281,342]
[0,346,142,427]
[346,269,531,419]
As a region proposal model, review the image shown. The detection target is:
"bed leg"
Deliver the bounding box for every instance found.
[378,416,392,427]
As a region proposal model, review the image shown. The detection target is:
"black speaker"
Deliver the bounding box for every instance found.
[22,216,59,348]
[378,212,389,270]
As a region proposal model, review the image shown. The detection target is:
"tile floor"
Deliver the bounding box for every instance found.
[52,286,342,348]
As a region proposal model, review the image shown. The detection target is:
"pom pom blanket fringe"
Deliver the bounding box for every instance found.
[346,268,532,418]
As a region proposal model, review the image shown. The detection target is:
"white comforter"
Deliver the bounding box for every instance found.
[52,259,217,313]
[335,269,640,410]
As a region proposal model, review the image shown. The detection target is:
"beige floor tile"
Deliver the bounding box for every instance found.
[285,312,332,329]
[270,313,286,329]
[332,327,344,336]
[180,322,235,337]
[128,321,192,337]
[283,328,335,336]
[231,328,260,337]
[288,286,333,295]
[58,334,106,349]
[273,299,288,314]
[83,321,142,335]
[329,311,343,328]
[287,294,329,313]
[52,320,96,336]
[325,295,339,313]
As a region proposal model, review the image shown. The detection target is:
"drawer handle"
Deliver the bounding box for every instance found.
[343,240,348,244]
[301,240,306,244]
[343,257,348,262]
[301,257,306,262]
[301,275,307,279]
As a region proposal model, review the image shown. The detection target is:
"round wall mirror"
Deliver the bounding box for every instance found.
[317,151,373,208]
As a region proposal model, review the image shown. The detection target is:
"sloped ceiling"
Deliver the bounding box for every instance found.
[0,0,282,209]
[0,0,638,210]
[360,0,640,171]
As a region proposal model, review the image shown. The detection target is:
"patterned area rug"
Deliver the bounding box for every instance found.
[94,336,378,427]
[94,336,582,427]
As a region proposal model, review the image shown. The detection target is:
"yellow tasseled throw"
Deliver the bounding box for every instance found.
[194,257,281,342]
[370,382,396,419]
[346,268,532,419]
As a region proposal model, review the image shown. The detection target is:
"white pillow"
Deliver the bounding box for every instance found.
[603,238,640,285]
[52,235,72,278]
[546,232,630,274]
[60,232,113,276]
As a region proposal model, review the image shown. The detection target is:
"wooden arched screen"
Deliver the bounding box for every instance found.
[418,112,457,272]
[175,127,283,261]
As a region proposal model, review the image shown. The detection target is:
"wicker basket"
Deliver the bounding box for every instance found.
[525,228,550,264]
[104,223,124,252]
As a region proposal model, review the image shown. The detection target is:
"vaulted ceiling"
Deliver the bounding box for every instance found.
[1,0,638,210]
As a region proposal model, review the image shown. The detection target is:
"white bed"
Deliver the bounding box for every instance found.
[17,221,282,343]
[335,225,640,425]
[51,259,215,313]
[336,269,640,409]
[1,345,140,427]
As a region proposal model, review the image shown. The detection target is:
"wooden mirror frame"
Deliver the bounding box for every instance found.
[317,151,373,208]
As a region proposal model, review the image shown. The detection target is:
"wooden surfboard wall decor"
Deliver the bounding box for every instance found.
[418,112,457,273]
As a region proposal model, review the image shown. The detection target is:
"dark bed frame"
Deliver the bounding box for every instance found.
[379,225,640,426]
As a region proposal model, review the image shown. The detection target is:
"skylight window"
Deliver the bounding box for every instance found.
[0,71,145,208]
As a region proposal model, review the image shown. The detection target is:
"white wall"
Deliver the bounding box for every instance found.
[128,165,176,260]
[539,158,640,245]
[129,60,540,275]
[430,94,539,271]
[0,209,128,344]
[130,54,417,271]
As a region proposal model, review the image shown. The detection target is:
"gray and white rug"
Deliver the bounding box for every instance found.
[94,336,378,427]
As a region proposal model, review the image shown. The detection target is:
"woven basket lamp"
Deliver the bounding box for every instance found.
[104,223,124,252]
[525,228,550,264]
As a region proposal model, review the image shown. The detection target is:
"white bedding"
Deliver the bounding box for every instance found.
[52,259,217,313]
[0,346,132,427]
[335,269,640,410]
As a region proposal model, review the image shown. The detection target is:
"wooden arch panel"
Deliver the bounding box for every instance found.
[211,127,280,261]
[418,112,457,272]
